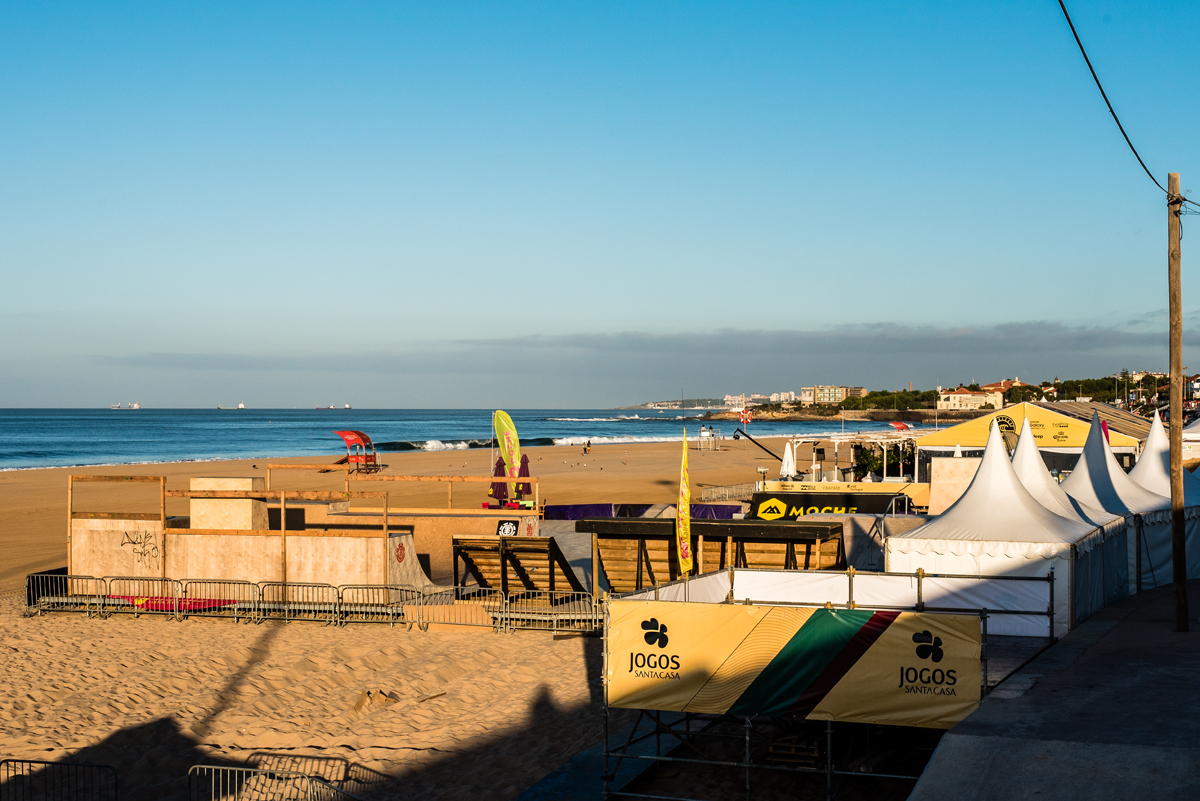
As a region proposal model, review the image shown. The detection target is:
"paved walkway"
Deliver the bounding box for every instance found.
[911,579,1200,801]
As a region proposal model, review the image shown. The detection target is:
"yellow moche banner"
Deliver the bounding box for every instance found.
[607,600,980,729]
[493,410,521,495]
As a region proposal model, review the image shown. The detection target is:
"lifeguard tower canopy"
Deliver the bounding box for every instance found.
[334,430,382,473]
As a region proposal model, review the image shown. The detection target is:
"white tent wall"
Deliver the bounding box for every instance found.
[1071,517,1130,626]
[1127,507,1200,592]
[731,568,1054,637]
[885,540,1068,637]
[618,570,731,603]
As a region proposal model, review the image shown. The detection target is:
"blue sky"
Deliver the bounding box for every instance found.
[2,1,1198,407]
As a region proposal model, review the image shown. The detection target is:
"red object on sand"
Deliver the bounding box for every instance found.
[108,596,237,612]
[334,430,381,473]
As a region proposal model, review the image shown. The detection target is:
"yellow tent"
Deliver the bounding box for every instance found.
[916,402,1140,451]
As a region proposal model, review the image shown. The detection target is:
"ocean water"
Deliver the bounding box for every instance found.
[0,409,910,470]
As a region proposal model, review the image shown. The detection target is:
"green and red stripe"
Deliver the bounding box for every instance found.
[729,609,898,718]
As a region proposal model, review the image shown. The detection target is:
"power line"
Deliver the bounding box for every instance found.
[1056,0,1199,208]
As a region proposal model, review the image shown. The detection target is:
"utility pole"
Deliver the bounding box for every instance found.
[1168,173,1189,632]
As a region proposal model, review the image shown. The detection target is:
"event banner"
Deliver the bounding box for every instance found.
[750,492,901,518]
[606,600,980,729]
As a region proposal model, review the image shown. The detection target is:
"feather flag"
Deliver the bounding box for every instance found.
[676,431,694,575]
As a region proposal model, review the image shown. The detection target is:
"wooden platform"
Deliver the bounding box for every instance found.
[452,536,585,594]
[574,518,845,594]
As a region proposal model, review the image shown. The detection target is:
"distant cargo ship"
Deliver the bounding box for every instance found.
[317,404,352,409]
[218,403,246,410]
[110,403,140,410]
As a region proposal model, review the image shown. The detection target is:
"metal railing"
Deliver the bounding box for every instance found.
[187,765,360,801]
[698,482,757,502]
[24,574,600,633]
[0,759,118,801]
[24,574,105,618]
[337,585,423,628]
[103,576,181,618]
[180,579,258,623]
[417,586,506,632]
[258,583,339,624]
[504,591,603,633]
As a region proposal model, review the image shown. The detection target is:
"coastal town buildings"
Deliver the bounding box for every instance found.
[936,387,1005,410]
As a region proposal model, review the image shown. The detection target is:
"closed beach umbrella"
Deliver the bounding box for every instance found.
[489,456,509,503]
[779,442,797,479]
[516,453,532,497]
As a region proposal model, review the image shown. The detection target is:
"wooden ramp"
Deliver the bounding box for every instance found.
[575,519,845,594]
[452,536,585,594]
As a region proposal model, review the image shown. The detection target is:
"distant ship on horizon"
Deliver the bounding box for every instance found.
[218,403,246,410]
[317,404,352,409]
[110,402,140,410]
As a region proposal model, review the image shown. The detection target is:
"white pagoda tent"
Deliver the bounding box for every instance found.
[1128,411,1200,505]
[1060,411,1168,516]
[887,421,1124,635]
[1011,418,1116,528]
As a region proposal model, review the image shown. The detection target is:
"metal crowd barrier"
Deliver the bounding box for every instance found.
[103,576,181,618]
[22,575,601,632]
[24,575,105,618]
[187,765,361,801]
[180,579,258,623]
[259,583,339,624]
[504,591,603,633]
[0,758,118,801]
[417,586,506,632]
[337,585,422,628]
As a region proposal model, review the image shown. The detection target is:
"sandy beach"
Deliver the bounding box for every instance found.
[0,438,791,591]
[0,593,623,801]
[0,438,794,799]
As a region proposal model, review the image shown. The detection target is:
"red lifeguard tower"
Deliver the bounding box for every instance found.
[333,430,383,474]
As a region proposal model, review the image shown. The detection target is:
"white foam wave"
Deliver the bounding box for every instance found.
[421,440,472,450]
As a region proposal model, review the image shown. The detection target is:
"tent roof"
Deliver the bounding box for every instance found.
[915,402,1140,450]
[1011,418,1117,527]
[1128,411,1200,504]
[1182,416,1200,439]
[894,420,1096,543]
[1033,401,1151,443]
[1060,411,1168,515]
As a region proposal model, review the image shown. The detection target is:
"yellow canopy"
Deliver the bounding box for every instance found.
[916,402,1140,450]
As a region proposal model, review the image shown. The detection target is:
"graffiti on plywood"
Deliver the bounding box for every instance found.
[121,530,160,570]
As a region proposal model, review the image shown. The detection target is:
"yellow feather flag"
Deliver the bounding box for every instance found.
[676,430,694,575]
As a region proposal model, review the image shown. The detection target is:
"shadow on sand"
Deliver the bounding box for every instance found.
[0,627,609,801]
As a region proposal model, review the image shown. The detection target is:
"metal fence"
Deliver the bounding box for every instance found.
[698,482,756,502]
[103,576,180,618]
[258,583,340,624]
[187,765,361,801]
[417,586,506,632]
[23,574,600,633]
[0,759,118,801]
[180,580,258,623]
[504,591,603,633]
[24,575,105,618]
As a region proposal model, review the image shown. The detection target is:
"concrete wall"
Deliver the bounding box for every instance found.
[190,477,268,530]
[928,457,982,515]
[72,519,164,577]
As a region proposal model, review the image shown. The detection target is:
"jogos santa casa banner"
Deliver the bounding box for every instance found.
[606,600,980,729]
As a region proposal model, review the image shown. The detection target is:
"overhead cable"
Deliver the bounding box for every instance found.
[1056,0,1198,208]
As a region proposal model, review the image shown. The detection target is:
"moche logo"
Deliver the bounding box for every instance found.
[641,618,669,648]
[912,630,943,662]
